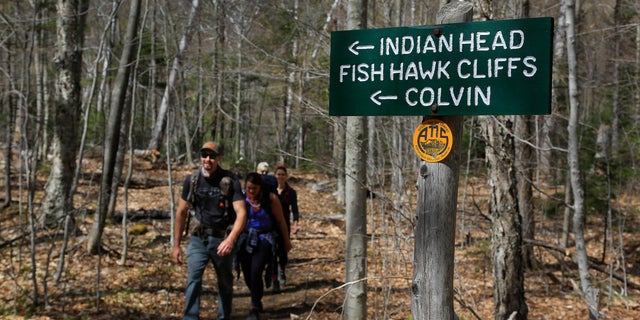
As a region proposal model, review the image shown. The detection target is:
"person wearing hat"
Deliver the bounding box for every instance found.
[172,141,247,320]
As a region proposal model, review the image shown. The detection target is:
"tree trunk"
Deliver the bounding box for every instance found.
[87,0,142,254]
[212,0,225,144]
[343,1,367,318]
[282,0,298,165]
[510,0,535,270]
[412,119,465,320]
[411,3,469,320]
[609,0,620,154]
[147,0,199,152]
[564,0,600,317]
[334,118,346,205]
[40,0,89,227]
[516,115,535,269]
[483,115,528,320]
[2,36,15,209]
[344,114,367,320]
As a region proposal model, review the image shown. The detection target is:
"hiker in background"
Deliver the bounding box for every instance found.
[172,141,247,320]
[256,161,277,194]
[237,172,292,320]
[272,164,299,292]
[256,161,269,175]
[256,161,281,292]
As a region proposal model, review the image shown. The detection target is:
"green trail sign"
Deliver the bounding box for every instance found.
[329,17,553,116]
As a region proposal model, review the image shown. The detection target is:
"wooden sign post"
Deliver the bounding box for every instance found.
[329,2,553,319]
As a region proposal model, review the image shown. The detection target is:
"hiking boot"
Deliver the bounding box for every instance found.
[272,279,281,293]
[220,176,232,197]
[246,308,260,320]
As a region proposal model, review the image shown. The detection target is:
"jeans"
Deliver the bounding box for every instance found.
[183,235,234,320]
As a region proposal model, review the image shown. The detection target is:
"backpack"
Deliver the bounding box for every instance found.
[184,169,236,236]
[261,173,278,196]
[245,190,274,230]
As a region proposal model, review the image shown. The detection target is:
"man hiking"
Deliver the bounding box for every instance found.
[172,141,247,320]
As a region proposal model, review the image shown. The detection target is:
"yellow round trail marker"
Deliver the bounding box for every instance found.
[413,119,453,162]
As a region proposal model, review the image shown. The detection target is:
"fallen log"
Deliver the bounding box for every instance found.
[110,208,172,222]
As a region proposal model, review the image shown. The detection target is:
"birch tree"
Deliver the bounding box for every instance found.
[564,0,600,317]
[40,0,89,227]
[343,1,368,318]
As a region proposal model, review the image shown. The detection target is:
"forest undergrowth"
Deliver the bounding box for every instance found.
[0,154,639,319]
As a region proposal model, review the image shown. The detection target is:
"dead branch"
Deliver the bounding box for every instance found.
[524,238,639,290]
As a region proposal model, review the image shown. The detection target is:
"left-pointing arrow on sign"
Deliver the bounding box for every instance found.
[370,90,398,106]
[348,41,375,55]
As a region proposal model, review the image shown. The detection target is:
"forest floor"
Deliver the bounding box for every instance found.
[0,152,639,320]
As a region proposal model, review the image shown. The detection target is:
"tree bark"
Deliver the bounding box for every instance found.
[343,1,367,318]
[147,0,200,152]
[87,0,142,254]
[411,3,469,320]
[334,118,346,205]
[2,35,15,209]
[510,0,535,270]
[40,0,89,227]
[483,115,528,320]
[516,115,534,269]
[564,0,600,317]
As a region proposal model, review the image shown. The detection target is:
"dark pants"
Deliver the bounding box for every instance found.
[275,218,291,274]
[276,236,288,271]
[238,238,273,310]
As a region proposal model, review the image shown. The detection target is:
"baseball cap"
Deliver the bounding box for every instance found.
[200,141,222,155]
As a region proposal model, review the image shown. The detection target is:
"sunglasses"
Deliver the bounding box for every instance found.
[200,152,218,159]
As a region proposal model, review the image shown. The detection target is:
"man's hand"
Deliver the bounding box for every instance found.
[217,238,234,256]
[172,246,183,264]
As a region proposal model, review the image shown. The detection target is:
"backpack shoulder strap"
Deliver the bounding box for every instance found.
[261,191,273,215]
[186,169,201,209]
[183,169,201,237]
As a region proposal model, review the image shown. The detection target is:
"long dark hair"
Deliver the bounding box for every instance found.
[245,172,263,188]
[244,172,271,208]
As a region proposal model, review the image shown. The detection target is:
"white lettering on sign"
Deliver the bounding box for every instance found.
[456,57,537,79]
[338,57,536,84]
[405,86,491,107]
[380,34,454,55]
[339,28,540,108]
[377,30,525,56]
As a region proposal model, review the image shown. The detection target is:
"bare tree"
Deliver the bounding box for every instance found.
[470,0,529,318]
[1,33,15,210]
[87,0,142,254]
[482,112,529,320]
[40,0,89,227]
[334,119,346,205]
[147,0,200,152]
[564,0,600,317]
[510,0,536,270]
[343,1,368,318]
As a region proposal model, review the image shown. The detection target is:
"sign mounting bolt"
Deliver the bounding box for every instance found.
[433,28,442,37]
